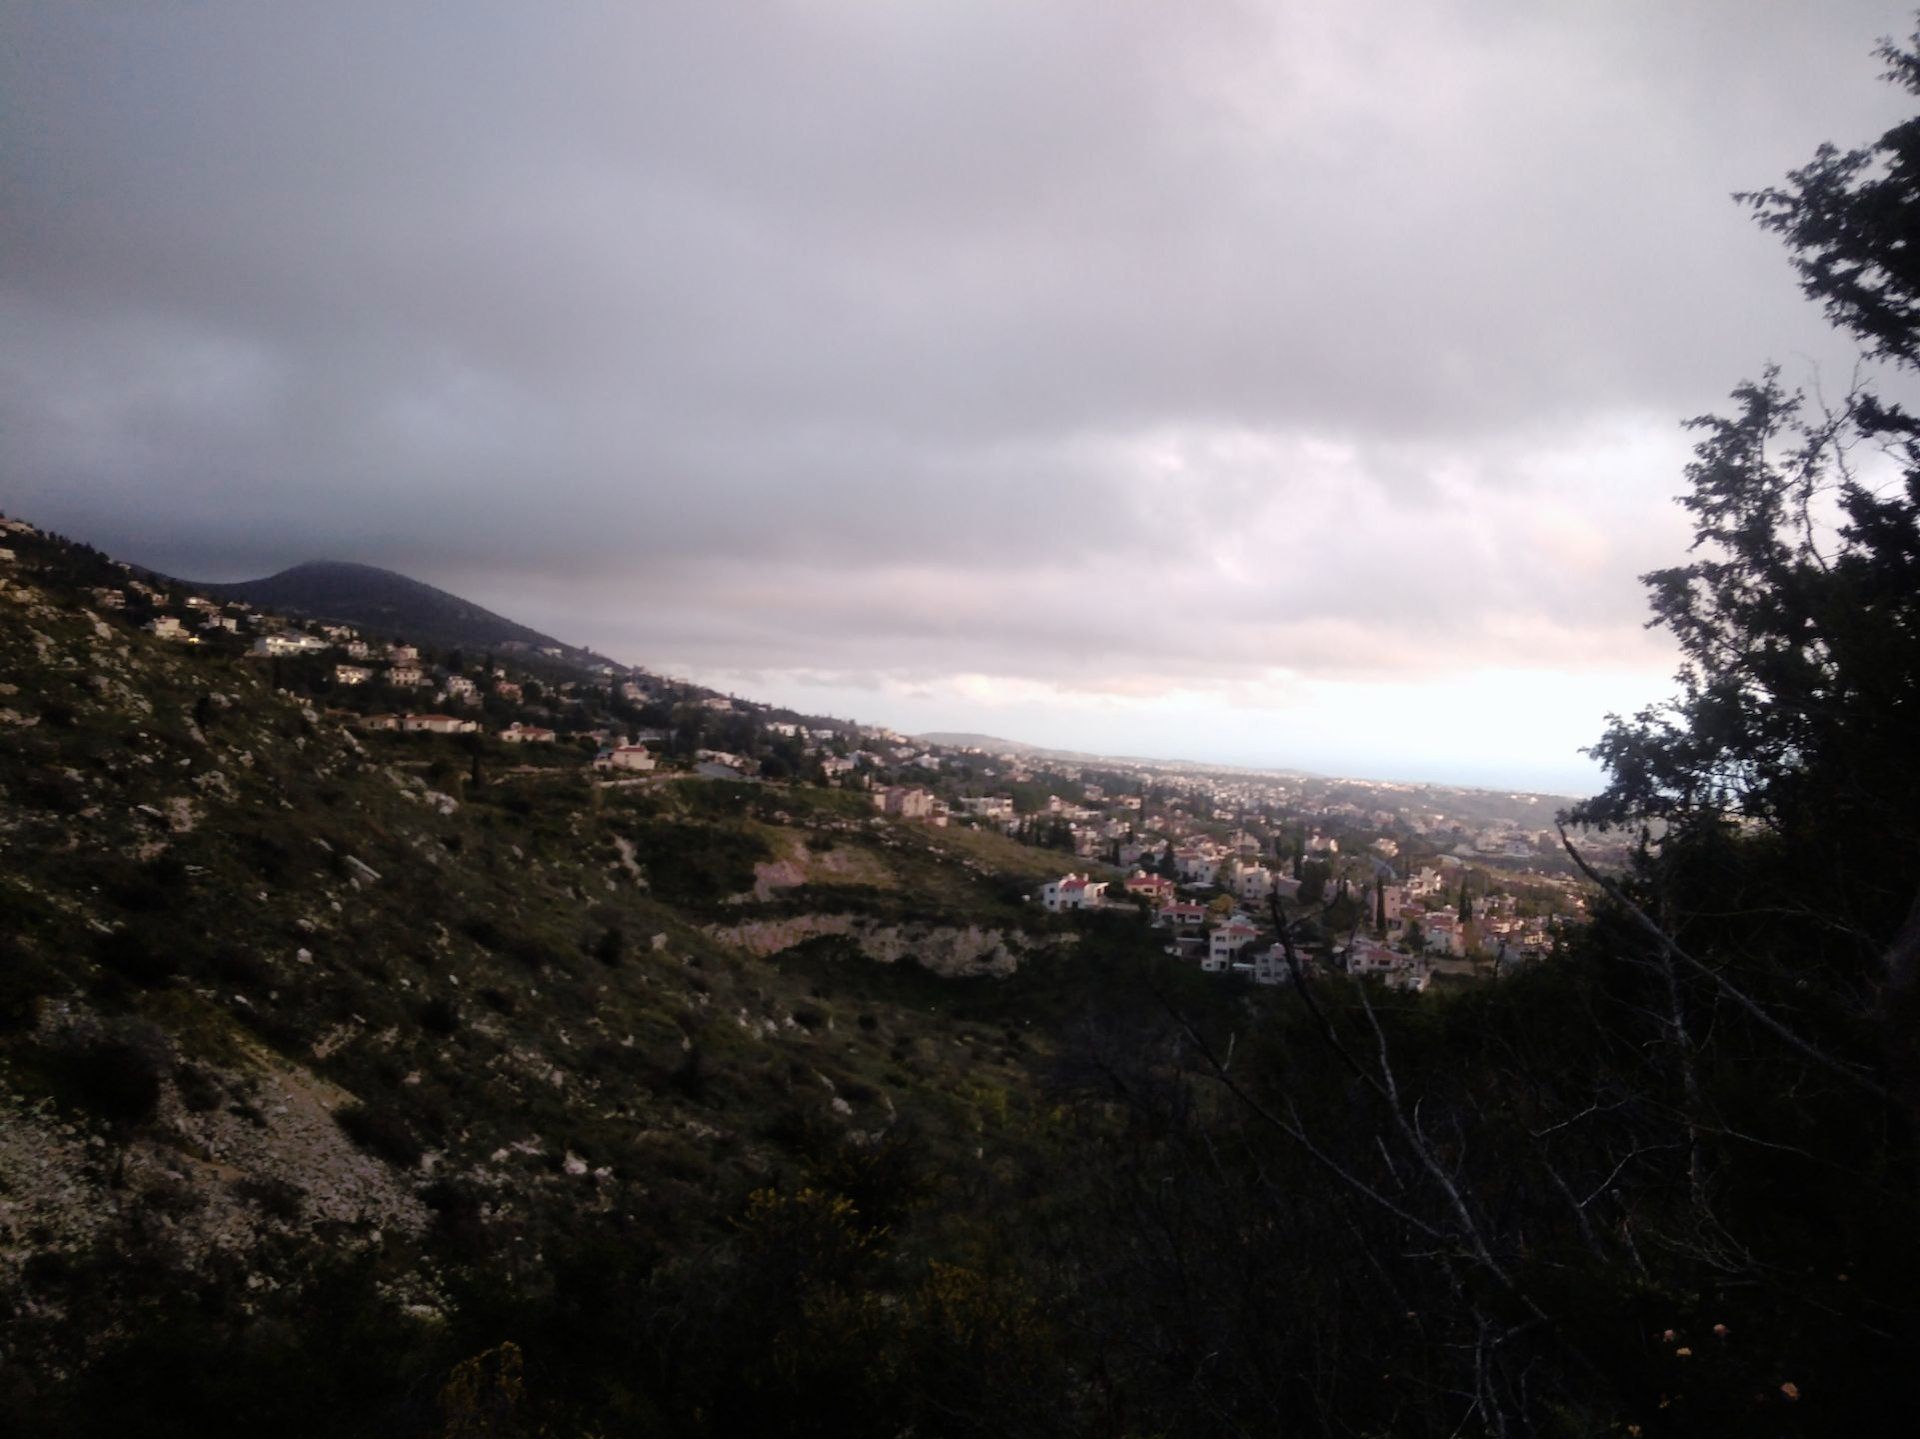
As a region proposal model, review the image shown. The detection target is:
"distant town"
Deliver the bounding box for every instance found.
[5,511,1604,998]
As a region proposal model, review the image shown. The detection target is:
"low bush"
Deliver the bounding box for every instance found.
[61,1032,166,1126]
[333,1101,423,1168]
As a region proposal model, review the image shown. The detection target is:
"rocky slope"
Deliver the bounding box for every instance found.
[0,526,1125,1429]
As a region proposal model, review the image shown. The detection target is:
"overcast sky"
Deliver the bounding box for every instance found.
[4,2,1914,791]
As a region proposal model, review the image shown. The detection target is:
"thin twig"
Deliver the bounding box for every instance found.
[1558,825,1890,1100]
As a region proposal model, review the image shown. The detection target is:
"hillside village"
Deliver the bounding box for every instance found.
[0,485,1903,1436]
[7,14,1919,1429]
[7,510,1593,1002]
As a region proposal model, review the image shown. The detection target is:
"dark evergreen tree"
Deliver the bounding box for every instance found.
[1575,23,1920,999]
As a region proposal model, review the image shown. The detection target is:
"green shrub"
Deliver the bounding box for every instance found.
[461,915,505,950]
[61,1032,166,1126]
[174,1063,222,1112]
[614,819,771,905]
[94,928,176,987]
[206,946,269,987]
[333,1101,423,1168]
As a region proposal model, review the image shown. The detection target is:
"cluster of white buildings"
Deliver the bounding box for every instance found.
[1030,874,1448,992]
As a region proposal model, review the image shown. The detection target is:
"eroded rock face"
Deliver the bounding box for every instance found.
[741,840,893,901]
[706,915,1067,977]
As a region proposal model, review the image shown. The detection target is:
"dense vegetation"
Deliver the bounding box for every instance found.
[6,25,1920,1439]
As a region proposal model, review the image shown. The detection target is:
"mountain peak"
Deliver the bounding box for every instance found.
[185,559,597,666]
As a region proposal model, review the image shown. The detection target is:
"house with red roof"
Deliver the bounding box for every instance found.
[1156,900,1210,930]
[1125,872,1175,902]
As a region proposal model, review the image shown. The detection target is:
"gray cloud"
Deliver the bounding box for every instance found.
[3,1,1913,778]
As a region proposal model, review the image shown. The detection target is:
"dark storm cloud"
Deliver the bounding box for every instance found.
[2,0,1913,710]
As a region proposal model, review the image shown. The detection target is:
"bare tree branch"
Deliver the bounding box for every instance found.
[1558,824,1891,1100]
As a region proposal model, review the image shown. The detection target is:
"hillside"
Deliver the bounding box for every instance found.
[6,516,1920,1436]
[184,560,609,674]
[10,22,1920,1435]
[0,523,1195,1434]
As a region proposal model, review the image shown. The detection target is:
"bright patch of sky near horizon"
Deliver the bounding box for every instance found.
[3,1,1915,792]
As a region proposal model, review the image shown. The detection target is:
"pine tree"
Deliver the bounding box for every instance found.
[1574,25,1920,990]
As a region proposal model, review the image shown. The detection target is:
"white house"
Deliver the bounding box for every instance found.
[403,713,474,735]
[1235,866,1274,904]
[597,743,656,771]
[1205,915,1260,971]
[146,615,189,640]
[253,632,327,656]
[1422,912,1465,957]
[334,664,373,686]
[1408,867,1445,898]
[1040,874,1108,912]
[1176,849,1221,886]
[1252,943,1292,986]
[501,722,557,743]
[1343,938,1403,977]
